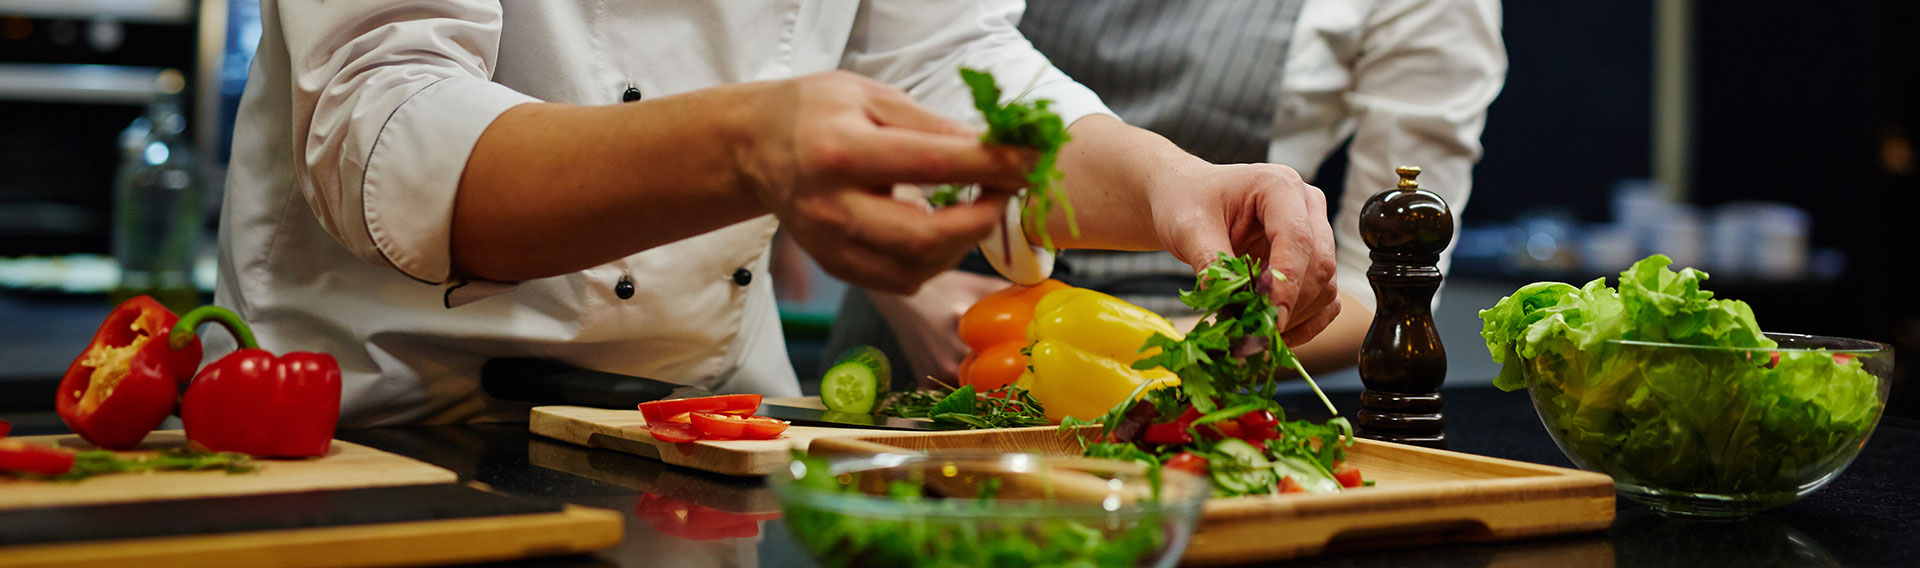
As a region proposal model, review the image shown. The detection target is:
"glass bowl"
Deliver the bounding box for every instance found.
[1514,332,1892,518]
[771,451,1210,568]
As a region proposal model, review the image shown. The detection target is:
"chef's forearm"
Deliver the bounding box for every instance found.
[1041,115,1209,251]
[451,84,767,282]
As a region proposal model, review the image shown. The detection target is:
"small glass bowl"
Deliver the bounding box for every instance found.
[1514,332,1893,517]
[771,451,1210,568]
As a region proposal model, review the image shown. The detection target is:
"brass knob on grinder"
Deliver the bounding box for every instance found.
[1355,165,1452,448]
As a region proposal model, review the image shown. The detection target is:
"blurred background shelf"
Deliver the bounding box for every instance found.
[0,0,194,25]
[0,63,174,105]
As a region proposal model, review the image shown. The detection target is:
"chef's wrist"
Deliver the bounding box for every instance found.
[713,80,784,208]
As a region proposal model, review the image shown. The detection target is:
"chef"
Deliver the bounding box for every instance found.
[218,0,1340,426]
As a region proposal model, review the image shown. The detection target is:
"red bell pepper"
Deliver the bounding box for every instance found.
[56,296,203,449]
[171,306,341,458]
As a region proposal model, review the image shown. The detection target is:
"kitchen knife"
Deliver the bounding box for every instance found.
[481,358,956,432]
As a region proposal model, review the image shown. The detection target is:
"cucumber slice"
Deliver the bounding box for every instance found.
[821,346,891,413]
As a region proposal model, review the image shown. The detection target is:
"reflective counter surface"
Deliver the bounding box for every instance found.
[325,385,1917,568]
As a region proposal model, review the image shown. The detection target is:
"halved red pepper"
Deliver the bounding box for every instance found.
[57,296,203,449]
[171,306,341,458]
[0,440,77,476]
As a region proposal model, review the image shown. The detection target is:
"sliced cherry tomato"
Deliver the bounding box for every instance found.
[739,416,790,440]
[1279,476,1305,494]
[690,412,748,438]
[960,342,1027,391]
[1164,452,1209,475]
[0,440,76,476]
[639,394,762,423]
[1334,463,1364,488]
[647,420,703,443]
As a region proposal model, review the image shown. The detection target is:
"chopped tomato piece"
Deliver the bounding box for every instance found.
[0,440,76,476]
[1279,476,1305,494]
[1142,422,1193,445]
[738,416,789,440]
[0,419,10,438]
[1164,452,1208,475]
[1334,463,1364,488]
[647,421,703,443]
[639,395,762,423]
[690,412,748,438]
[1237,409,1277,430]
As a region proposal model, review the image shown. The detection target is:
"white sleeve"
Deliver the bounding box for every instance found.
[277,0,540,284]
[1332,0,1507,312]
[840,0,1114,129]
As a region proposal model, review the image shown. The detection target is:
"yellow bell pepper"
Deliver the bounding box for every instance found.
[1015,288,1183,422]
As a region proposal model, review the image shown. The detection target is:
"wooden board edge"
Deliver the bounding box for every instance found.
[0,504,624,568]
[1182,493,1615,566]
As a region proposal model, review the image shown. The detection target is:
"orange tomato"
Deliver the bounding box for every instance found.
[958,280,1070,351]
[960,342,1028,391]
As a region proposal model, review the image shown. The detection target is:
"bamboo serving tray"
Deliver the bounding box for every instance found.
[812,426,1616,566]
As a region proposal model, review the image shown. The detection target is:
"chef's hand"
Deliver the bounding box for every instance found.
[1151,162,1340,346]
[736,71,1033,295]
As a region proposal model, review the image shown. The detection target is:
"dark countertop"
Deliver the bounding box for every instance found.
[312,386,1917,568]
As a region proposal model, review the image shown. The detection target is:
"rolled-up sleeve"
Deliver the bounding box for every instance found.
[840,0,1113,128]
[279,1,540,284]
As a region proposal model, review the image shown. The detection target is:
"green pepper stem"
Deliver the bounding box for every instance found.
[170,305,258,351]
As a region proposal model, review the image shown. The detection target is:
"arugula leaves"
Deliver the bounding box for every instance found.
[945,67,1077,252]
[877,384,1051,429]
[1480,254,1885,493]
[1131,253,1333,414]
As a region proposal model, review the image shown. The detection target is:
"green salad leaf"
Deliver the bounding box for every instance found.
[1479,254,1883,493]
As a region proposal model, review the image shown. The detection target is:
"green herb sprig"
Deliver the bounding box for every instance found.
[930,68,1077,252]
[1131,252,1334,414]
[878,383,1051,429]
[23,448,257,481]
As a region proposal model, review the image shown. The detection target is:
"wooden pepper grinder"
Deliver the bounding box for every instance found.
[1356,166,1451,448]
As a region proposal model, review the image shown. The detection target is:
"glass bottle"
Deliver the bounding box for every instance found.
[109,70,202,312]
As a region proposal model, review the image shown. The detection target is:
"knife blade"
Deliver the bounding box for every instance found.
[749,403,963,432]
[481,358,955,431]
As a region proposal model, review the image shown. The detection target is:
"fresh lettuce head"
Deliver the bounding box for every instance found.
[1478,255,1884,495]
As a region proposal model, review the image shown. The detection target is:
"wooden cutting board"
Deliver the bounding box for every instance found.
[0,431,457,510]
[811,426,1616,566]
[0,486,623,568]
[531,405,924,477]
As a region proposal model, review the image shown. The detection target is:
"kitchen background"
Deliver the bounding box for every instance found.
[1,1,1914,421]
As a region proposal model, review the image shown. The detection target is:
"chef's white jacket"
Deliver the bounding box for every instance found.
[216,0,1112,426]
